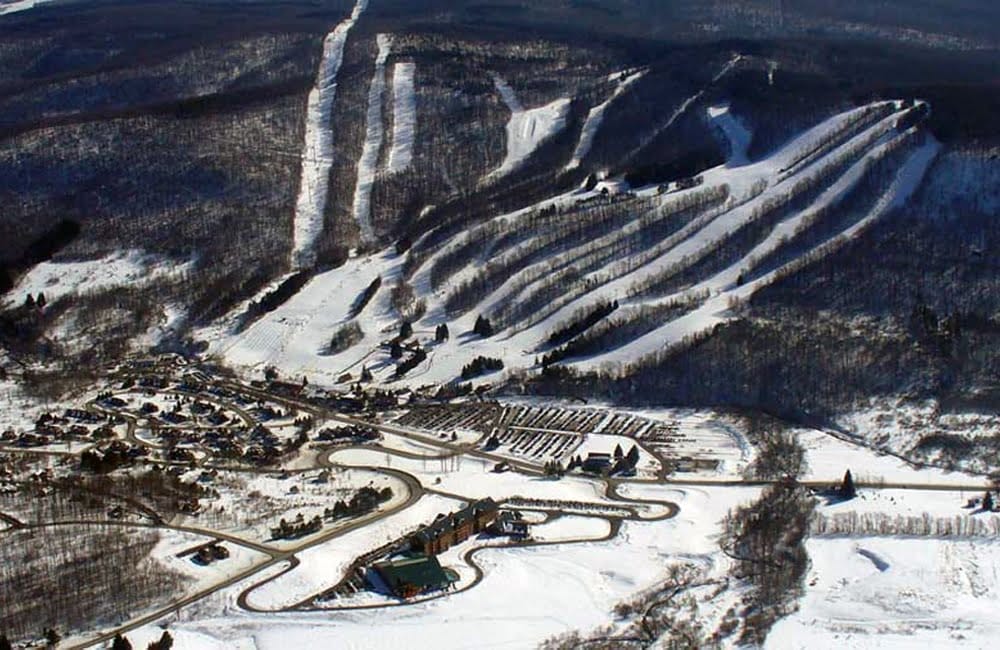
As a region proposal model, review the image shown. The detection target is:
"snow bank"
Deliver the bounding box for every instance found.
[291,0,369,268]
[488,76,571,180]
[387,61,417,174]
[0,0,50,14]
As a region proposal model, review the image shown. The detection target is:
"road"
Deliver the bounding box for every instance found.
[4,371,988,647]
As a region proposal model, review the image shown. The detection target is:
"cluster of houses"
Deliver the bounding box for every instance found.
[0,409,117,449]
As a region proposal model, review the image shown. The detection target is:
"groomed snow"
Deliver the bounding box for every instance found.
[487,76,571,180]
[352,34,392,244]
[290,0,369,268]
[387,61,417,174]
[0,0,50,14]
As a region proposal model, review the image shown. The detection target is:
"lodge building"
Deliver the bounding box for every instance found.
[409,498,499,555]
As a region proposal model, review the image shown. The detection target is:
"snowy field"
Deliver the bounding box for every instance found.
[124,485,760,649]
[769,537,1000,649]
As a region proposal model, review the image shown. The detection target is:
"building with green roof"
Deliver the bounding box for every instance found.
[371,554,458,599]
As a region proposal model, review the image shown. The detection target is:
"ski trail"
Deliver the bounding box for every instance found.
[291,0,369,268]
[567,69,646,170]
[387,61,417,174]
[352,33,392,245]
[619,55,741,167]
[569,136,940,370]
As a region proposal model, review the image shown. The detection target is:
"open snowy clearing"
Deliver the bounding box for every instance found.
[3,249,192,309]
[769,537,1000,649]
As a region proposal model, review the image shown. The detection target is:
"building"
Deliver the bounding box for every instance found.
[489,511,530,540]
[371,554,457,599]
[582,452,612,474]
[409,498,499,555]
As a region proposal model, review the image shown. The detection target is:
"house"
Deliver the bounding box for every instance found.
[582,452,612,474]
[371,554,457,599]
[409,498,499,555]
[489,511,530,540]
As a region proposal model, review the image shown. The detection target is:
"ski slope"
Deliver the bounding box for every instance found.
[387,61,417,174]
[567,69,646,170]
[487,76,571,180]
[290,0,369,268]
[352,34,392,244]
[211,99,936,390]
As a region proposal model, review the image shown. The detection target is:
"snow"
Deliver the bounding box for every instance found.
[352,34,392,244]
[799,427,984,488]
[707,102,751,165]
[530,515,611,542]
[150,528,270,594]
[290,0,369,268]
[387,61,417,174]
[2,250,191,309]
[567,69,645,170]
[487,76,571,180]
[126,485,759,649]
[244,493,463,609]
[769,537,1000,649]
[0,0,50,14]
[209,250,401,381]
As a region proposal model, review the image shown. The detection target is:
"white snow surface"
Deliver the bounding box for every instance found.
[769,537,1000,649]
[487,76,571,180]
[290,0,369,268]
[0,0,50,14]
[567,69,645,170]
[387,61,417,174]
[127,485,758,649]
[3,249,191,309]
[352,33,392,244]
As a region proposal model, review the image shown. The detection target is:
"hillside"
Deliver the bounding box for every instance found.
[0,0,998,456]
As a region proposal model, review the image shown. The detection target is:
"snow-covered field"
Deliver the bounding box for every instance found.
[125,484,759,649]
[769,537,1000,649]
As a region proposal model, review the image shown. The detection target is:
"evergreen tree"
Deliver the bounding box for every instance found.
[614,443,624,459]
[840,469,857,499]
[36,292,46,308]
[400,321,413,339]
[24,293,35,309]
[983,491,994,512]
[147,631,173,650]
[113,633,133,650]
[473,315,493,337]
[390,342,403,359]
[360,366,373,382]
[626,445,640,467]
